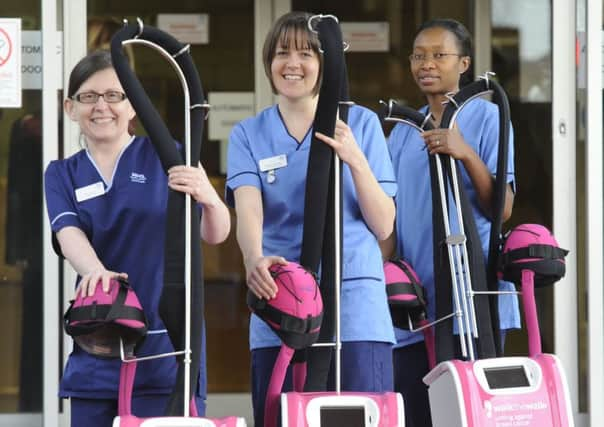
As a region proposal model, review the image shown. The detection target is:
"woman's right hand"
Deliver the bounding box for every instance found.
[244,256,288,300]
[76,269,128,298]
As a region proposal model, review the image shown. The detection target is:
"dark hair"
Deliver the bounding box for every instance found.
[416,19,473,86]
[262,11,323,95]
[67,50,113,98]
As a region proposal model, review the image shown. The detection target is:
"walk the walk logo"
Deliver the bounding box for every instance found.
[130,172,147,184]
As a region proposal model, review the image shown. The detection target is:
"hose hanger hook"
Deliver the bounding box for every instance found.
[420,111,433,130]
[308,14,349,53]
[172,44,191,59]
[442,91,459,109]
[478,71,497,88]
[191,102,212,120]
[134,17,144,39]
[307,14,340,34]
[378,99,396,119]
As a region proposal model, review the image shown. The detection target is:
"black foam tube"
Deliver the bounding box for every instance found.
[111,22,206,415]
[299,17,347,392]
[486,81,510,357]
[378,103,435,131]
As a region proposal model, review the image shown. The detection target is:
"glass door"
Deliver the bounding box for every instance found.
[0,0,61,426]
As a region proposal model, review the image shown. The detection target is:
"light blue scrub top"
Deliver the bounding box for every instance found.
[388,98,521,349]
[226,104,397,349]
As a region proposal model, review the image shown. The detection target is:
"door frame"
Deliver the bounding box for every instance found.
[584,0,603,424]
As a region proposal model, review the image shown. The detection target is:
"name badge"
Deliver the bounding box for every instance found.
[259,154,287,172]
[75,181,105,202]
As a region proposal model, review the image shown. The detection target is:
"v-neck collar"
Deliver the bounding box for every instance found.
[275,105,313,149]
[85,135,135,190]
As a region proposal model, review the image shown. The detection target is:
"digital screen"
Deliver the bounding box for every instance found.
[484,366,530,389]
[320,406,365,427]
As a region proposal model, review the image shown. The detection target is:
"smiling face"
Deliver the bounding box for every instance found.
[411,26,470,96]
[65,67,135,146]
[270,33,321,102]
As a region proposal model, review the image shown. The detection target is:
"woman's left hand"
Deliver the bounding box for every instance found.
[168,164,220,206]
[421,126,470,160]
[315,119,363,167]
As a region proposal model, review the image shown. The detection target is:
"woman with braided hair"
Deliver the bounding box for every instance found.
[382,19,520,427]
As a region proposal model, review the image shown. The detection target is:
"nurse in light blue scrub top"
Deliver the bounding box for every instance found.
[381,19,520,427]
[225,11,397,427]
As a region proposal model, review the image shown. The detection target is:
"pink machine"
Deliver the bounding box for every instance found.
[423,221,573,424]
[380,74,574,427]
[247,262,324,427]
[417,77,573,427]
[278,14,405,427]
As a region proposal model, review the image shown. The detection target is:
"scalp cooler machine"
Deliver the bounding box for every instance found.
[380,75,573,427]
[110,18,245,427]
[275,15,405,427]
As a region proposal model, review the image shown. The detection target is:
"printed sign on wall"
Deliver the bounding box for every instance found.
[0,18,22,108]
[157,14,209,45]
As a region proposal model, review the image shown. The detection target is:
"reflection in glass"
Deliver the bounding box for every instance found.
[1,92,44,413]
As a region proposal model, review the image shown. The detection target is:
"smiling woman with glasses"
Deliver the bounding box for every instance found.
[71,90,127,104]
[43,50,231,426]
[381,19,519,427]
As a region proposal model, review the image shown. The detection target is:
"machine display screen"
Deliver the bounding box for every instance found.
[484,365,530,389]
[320,406,365,426]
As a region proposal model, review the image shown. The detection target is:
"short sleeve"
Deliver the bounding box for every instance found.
[360,111,397,197]
[225,123,262,207]
[44,161,83,233]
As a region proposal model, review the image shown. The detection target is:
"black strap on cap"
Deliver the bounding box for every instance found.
[386,282,427,307]
[387,258,427,307]
[111,22,206,416]
[501,244,569,265]
[64,279,147,338]
[299,16,347,392]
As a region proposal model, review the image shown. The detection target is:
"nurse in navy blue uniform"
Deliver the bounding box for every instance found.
[382,19,520,427]
[226,11,397,427]
[44,50,231,426]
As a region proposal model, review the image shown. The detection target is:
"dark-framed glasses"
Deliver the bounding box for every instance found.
[72,91,127,104]
[408,52,463,63]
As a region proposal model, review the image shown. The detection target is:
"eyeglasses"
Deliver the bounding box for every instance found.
[72,91,127,104]
[408,52,463,64]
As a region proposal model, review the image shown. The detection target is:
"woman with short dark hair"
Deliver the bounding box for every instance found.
[226,11,397,426]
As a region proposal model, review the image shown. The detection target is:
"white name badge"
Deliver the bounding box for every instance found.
[259,154,287,172]
[75,181,105,202]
